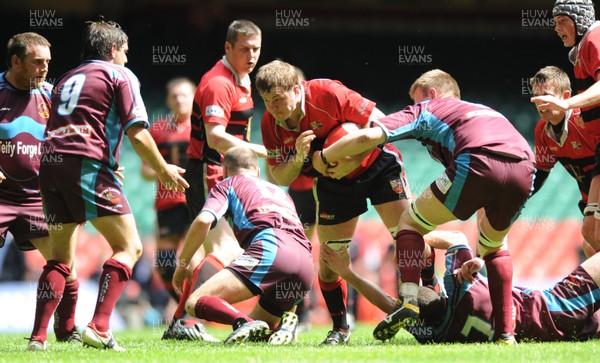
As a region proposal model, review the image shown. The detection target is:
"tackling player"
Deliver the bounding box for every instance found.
[164,19,267,340]
[257,59,411,345]
[323,231,600,343]
[317,69,534,345]
[28,18,188,352]
[173,146,313,345]
[529,66,596,257]
[1,32,80,349]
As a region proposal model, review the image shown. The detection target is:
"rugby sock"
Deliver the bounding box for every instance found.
[193,295,250,326]
[156,248,178,302]
[193,253,226,289]
[172,254,226,320]
[483,250,514,337]
[54,279,79,336]
[90,259,132,332]
[420,248,437,287]
[319,277,349,331]
[396,230,425,286]
[30,260,71,342]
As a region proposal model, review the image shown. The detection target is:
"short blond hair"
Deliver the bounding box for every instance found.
[409,69,461,100]
[255,60,299,94]
[223,146,259,174]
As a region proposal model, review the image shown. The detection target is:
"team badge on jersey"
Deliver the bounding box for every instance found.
[310,120,323,132]
[99,187,123,211]
[38,102,50,118]
[571,140,583,155]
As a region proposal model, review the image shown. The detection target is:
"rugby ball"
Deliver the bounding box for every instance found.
[323,122,362,167]
[323,122,375,175]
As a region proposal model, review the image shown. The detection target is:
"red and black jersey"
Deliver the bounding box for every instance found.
[188,57,253,164]
[534,109,595,204]
[149,117,190,211]
[571,23,600,139]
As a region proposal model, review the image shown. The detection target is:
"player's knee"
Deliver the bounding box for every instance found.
[477,231,506,258]
[407,202,437,233]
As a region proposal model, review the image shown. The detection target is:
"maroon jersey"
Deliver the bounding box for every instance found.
[201,174,310,251]
[188,58,253,164]
[534,109,595,204]
[378,98,534,166]
[149,118,190,211]
[44,60,149,168]
[570,23,600,139]
[261,79,379,178]
[417,245,600,343]
[0,71,52,202]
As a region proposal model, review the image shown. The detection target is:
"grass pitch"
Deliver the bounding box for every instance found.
[2,324,599,362]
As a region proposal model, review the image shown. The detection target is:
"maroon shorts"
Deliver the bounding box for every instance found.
[430,150,534,231]
[227,228,314,315]
[39,154,131,224]
[315,144,410,225]
[0,199,48,250]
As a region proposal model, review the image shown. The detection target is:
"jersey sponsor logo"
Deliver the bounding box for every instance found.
[205,105,225,118]
[46,125,92,139]
[435,172,452,194]
[465,109,504,119]
[389,178,404,194]
[239,97,248,104]
[37,102,50,118]
[233,254,259,269]
[319,211,335,221]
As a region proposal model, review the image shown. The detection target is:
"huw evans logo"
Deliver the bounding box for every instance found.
[29,10,63,29]
[275,10,312,29]
[398,45,433,66]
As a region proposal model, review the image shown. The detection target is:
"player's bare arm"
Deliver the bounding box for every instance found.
[173,211,215,296]
[532,78,600,112]
[314,126,386,172]
[0,171,5,183]
[127,124,189,192]
[321,245,397,314]
[269,130,315,186]
[205,123,267,158]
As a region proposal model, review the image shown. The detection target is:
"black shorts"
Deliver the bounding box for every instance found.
[288,188,316,226]
[315,146,409,225]
[183,159,223,218]
[156,204,191,238]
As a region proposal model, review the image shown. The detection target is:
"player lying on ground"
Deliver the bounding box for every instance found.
[322,230,600,343]
[173,146,313,345]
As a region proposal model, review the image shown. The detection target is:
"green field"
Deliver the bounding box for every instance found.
[2,324,599,362]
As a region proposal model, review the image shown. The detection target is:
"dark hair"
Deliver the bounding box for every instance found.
[418,286,446,325]
[6,32,50,69]
[81,16,128,61]
[225,19,261,47]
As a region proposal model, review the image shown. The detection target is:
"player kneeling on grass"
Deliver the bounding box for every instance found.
[173,146,314,344]
[323,230,600,343]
